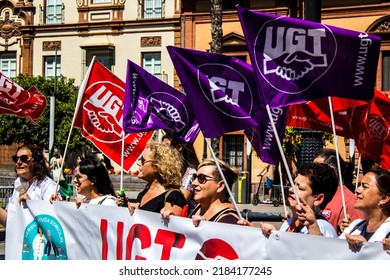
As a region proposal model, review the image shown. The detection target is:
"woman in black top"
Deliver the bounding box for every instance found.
[120,141,187,215]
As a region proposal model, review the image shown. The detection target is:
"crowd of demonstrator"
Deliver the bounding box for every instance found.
[1,141,389,256]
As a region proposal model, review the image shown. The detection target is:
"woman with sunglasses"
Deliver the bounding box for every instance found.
[0,144,61,227]
[188,158,240,227]
[119,141,187,216]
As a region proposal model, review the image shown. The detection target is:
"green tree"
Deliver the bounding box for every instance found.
[0,74,90,151]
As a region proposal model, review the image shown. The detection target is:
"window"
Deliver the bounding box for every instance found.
[222,135,244,171]
[85,47,115,71]
[142,52,161,76]
[382,51,390,91]
[0,52,17,78]
[144,0,162,18]
[46,0,63,24]
[44,56,61,78]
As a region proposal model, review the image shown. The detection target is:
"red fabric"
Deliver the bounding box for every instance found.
[180,205,188,217]
[0,72,46,122]
[287,97,367,138]
[74,60,154,172]
[349,90,390,170]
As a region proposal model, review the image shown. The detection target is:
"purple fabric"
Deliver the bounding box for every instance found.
[168,46,287,164]
[237,6,380,108]
[167,46,259,138]
[123,59,199,144]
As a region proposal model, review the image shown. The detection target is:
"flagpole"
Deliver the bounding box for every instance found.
[278,162,288,217]
[355,155,361,192]
[327,97,348,219]
[265,104,300,206]
[205,138,243,220]
[54,57,96,194]
[120,132,125,192]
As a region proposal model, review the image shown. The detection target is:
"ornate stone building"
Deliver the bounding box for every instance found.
[0,0,181,84]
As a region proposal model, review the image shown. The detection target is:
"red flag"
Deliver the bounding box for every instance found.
[350,90,390,169]
[0,72,46,122]
[287,97,367,138]
[74,60,154,172]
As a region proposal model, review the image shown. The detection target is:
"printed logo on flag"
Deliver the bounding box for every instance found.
[197,63,254,118]
[22,214,68,260]
[368,115,389,142]
[133,92,188,133]
[255,18,336,93]
[82,81,124,143]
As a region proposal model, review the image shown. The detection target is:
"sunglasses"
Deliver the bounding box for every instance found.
[12,155,32,163]
[192,173,219,184]
[139,156,153,165]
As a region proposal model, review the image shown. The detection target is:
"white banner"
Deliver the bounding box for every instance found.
[5,199,390,260]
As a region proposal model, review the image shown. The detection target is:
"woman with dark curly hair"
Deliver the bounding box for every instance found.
[118,141,186,216]
[0,144,60,226]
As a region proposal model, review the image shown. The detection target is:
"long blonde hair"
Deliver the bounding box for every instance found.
[147,141,182,188]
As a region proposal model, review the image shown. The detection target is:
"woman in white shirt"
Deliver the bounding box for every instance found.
[339,165,390,252]
[73,158,117,207]
[240,163,338,238]
[0,144,61,227]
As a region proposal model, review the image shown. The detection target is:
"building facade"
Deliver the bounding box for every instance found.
[0,0,182,85]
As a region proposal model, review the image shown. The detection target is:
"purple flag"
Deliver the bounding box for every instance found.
[122,59,200,144]
[237,6,381,108]
[245,106,288,165]
[167,46,287,164]
[168,46,259,139]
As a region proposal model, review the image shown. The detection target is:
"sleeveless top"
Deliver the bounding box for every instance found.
[189,204,239,225]
[136,184,187,213]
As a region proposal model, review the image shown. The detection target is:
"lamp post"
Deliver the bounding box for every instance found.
[298,1,324,166]
[49,46,58,157]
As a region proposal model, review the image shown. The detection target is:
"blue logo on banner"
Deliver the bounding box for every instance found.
[22,214,68,260]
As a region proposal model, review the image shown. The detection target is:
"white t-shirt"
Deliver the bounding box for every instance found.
[339,217,390,242]
[6,176,61,211]
[88,195,117,206]
[279,217,338,237]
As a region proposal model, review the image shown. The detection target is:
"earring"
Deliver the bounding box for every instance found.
[313,206,318,211]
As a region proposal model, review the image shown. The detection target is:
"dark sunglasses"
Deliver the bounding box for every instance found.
[12,155,32,163]
[139,156,153,165]
[192,173,219,184]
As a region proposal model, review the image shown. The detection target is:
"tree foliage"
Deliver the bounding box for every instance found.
[0,74,91,151]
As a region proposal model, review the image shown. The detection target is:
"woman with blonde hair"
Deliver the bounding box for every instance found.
[189,158,240,226]
[120,141,187,216]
